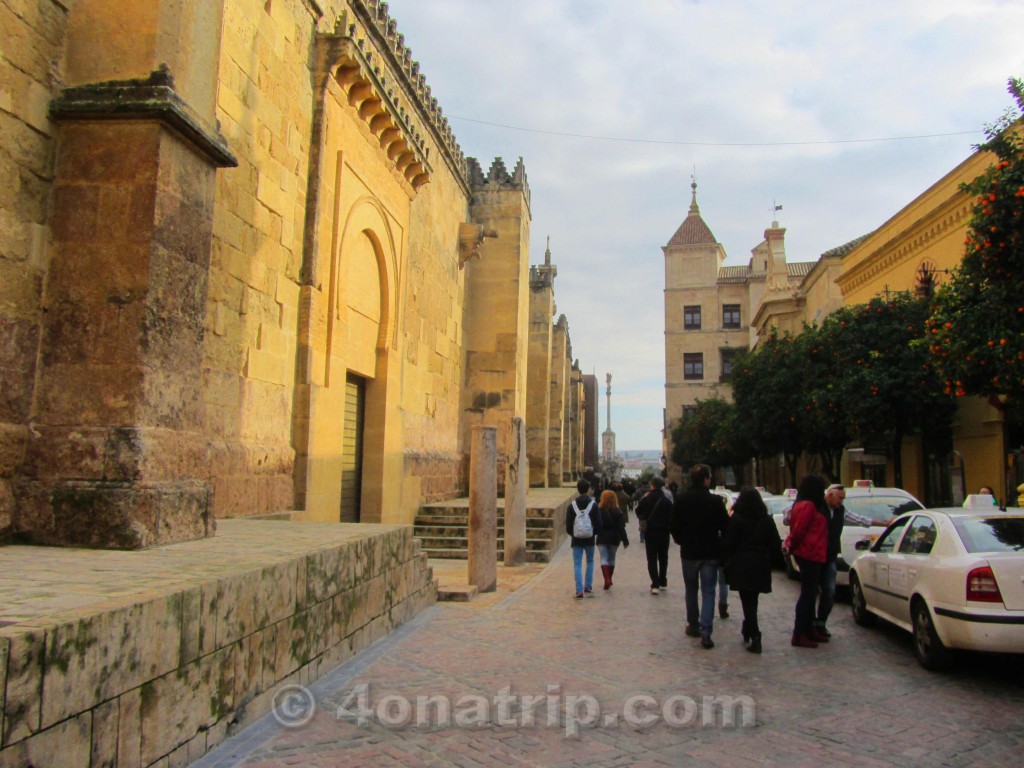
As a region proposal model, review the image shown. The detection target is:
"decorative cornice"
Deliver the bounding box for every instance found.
[837,193,972,296]
[48,66,237,168]
[341,0,470,193]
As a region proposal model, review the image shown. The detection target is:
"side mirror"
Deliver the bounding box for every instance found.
[855,539,873,551]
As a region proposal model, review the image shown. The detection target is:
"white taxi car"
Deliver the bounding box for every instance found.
[849,507,1024,670]
[774,481,925,587]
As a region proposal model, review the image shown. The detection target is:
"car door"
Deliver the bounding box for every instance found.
[860,517,911,621]
[883,515,938,626]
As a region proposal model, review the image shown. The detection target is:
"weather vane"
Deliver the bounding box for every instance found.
[772,199,783,218]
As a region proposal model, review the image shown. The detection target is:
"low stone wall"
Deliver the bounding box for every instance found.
[0,520,437,767]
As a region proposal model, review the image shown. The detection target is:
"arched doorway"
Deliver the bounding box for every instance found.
[337,225,387,522]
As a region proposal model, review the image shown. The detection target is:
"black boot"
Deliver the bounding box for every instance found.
[747,632,762,654]
[741,620,750,645]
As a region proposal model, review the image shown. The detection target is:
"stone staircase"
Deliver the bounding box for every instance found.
[414,499,567,562]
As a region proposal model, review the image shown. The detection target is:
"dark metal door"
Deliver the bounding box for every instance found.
[341,373,365,523]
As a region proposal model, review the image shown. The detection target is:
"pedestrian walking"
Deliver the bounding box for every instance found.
[596,490,629,589]
[613,482,632,524]
[722,488,782,653]
[670,464,730,649]
[782,474,829,648]
[565,479,603,598]
[717,566,729,618]
[635,477,673,595]
[815,483,848,638]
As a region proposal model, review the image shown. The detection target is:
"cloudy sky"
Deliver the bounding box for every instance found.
[383,0,1024,451]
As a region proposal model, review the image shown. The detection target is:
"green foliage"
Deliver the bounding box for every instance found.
[731,332,806,482]
[669,397,751,473]
[927,77,1024,404]
[825,295,955,476]
[731,294,954,487]
[797,322,852,481]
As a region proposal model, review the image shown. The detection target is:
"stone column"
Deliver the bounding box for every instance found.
[14,0,235,548]
[468,426,497,592]
[504,417,527,566]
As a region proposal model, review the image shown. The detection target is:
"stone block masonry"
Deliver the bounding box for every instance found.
[0,519,436,768]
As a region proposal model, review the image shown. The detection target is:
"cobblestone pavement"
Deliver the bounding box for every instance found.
[192,517,1024,768]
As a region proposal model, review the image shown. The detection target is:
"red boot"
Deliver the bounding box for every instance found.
[607,564,615,588]
[791,633,819,648]
[601,564,612,590]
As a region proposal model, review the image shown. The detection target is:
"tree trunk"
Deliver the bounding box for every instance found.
[787,452,799,488]
[891,431,904,489]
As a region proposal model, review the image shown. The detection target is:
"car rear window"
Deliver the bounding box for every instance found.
[953,517,1024,553]
[846,496,924,524]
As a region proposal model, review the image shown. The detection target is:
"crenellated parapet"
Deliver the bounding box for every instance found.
[467,156,531,204]
[321,0,469,193]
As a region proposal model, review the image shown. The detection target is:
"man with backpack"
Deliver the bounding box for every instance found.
[566,479,603,598]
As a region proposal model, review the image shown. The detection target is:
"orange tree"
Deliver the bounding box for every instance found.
[823,293,955,489]
[927,77,1024,409]
[797,323,852,484]
[669,397,752,483]
[731,331,807,488]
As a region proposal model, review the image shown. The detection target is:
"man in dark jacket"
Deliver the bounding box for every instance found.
[671,464,730,648]
[565,479,603,598]
[635,477,673,595]
[816,483,848,638]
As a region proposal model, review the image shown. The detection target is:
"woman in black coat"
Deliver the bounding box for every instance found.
[722,488,782,654]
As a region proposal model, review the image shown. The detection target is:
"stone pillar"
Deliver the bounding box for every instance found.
[468,426,497,592]
[504,417,527,566]
[14,1,235,549]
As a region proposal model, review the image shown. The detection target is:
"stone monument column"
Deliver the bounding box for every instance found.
[14,0,235,548]
[504,417,527,566]
[469,426,498,592]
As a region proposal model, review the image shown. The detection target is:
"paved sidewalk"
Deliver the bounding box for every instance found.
[192,516,1024,767]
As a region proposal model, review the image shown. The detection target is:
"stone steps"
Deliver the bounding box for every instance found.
[414,504,563,563]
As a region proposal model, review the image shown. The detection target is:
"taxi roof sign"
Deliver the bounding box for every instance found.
[963,493,998,509]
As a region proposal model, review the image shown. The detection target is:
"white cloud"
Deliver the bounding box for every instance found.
[383,0,1024,450]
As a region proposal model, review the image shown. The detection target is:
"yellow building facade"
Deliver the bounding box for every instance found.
[1,0,585,548]
[662,183,814,486]
[837,147,1007,504]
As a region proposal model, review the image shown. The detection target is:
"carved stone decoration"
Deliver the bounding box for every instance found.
[458,223,498,268]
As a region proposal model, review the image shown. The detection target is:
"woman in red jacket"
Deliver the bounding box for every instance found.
[783,474,829,648]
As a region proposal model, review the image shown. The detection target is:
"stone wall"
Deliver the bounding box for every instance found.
[0,1,70,541]
[0,521,436,767]
[1,0,588,544]
[461,157,532,488]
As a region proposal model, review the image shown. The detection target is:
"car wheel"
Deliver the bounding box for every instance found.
[850,574,876,627]
[911,598,953,671]
[785,553,799,581]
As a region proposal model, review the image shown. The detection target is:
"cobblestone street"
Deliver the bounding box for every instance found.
[192,517,1024,767]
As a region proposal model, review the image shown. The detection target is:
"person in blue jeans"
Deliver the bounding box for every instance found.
[670,464,730,648]
[565,478,603,598]
[717,565,729,618]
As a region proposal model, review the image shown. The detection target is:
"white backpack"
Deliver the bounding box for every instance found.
[572,500,595,538]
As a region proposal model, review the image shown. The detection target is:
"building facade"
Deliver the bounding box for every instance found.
[662,182,814,484]
[1,0,586,548]
[836,145,1010,505]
